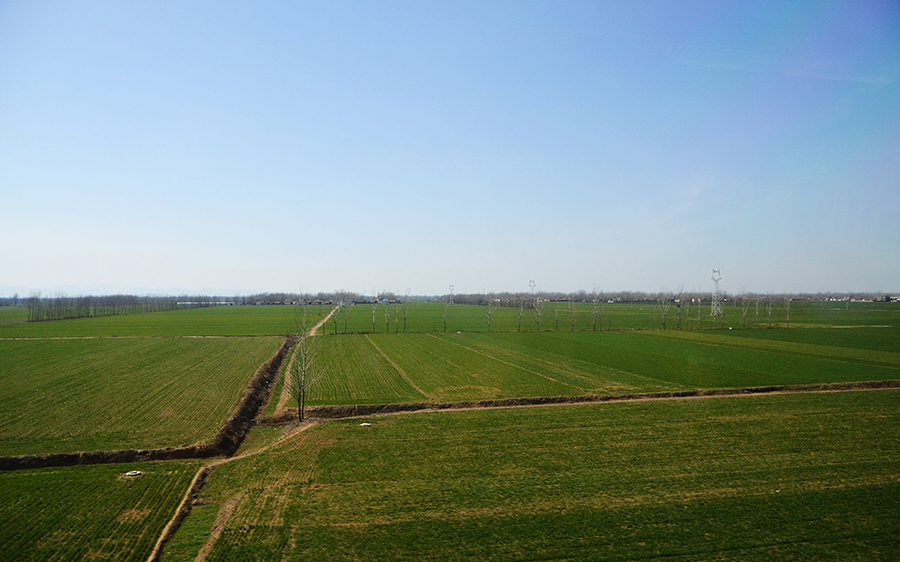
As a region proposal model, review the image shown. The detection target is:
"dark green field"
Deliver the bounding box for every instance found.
[0,459,201,562]
[0,337,282,455]
[171,391,900,561]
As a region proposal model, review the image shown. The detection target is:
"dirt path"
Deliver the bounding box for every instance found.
[274,307,338,416]
[146,421,317,562]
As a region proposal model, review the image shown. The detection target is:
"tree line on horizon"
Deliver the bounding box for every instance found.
[9,289,894,323]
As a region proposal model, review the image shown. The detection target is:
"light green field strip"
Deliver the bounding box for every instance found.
[644,329,900,370]
[519,330,900,389]
[304,335,427,406]
[429,333,679,395]
[0,337,282,456]
[367,333,595,402]
[182,390,900,561]
[0,459,201,562]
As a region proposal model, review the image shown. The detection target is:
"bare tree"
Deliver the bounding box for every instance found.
[590,292,602,331]
[696,295,704,329]
[517,297,526,332]
[485,293,497,332]
[384,303,392,333]
[739,290,751,329]
[340,301,353,334]
[766,294,774,328]
[755,298,760,329]
[657,290,671,330]
[784,297,792,328]
[532,297,544,331]
[289,308,324,421]
[569,298,576,331]
[372,300,377,333]
[674,288,684,329]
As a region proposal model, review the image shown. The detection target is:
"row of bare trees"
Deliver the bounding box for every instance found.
[24,292,217,322]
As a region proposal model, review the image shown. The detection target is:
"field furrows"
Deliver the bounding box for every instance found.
[179,390,900,561]
[644,329,900,370]
[0,460,201,562]
[0,337,282,456]
[438,333,688,394]
[305,336,427,406]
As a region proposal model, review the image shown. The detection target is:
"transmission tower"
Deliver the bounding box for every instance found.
[711,269,722,319]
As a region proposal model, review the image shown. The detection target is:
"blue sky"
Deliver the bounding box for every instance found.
[2,1,898,297]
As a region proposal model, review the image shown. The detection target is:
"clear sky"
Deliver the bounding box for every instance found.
[2,1,898,297]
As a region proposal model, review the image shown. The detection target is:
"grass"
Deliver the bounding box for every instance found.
[0,304,332,338]
[324,300,899,334]
[304,328,900,405]
[0,337,283,456]
[0,459,201,562]
[179,390,900,561]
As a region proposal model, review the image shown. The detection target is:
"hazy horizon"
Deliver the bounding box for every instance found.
[3,2,898,297]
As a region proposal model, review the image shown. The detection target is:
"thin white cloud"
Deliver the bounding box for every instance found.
[671,43,896,84]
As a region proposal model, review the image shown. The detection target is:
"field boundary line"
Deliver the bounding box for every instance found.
[304,379,900,420]
[364,334,430,400]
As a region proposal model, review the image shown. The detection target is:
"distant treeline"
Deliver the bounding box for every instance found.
[24,293,219,322]
[448,290,896,306]
[11,289,895,323]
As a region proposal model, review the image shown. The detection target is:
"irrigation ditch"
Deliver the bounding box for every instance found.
[0,336,298,471]
[264,378,900,421]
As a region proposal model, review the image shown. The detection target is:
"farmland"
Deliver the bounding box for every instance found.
[299,327,900,406]
[0,459,201,562]
[0,300,897,560]
[0,336,282,456]
[171,391,900,561]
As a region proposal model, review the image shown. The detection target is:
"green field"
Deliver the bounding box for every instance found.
[0,459,201,562]
[324,300,897,334]
[170,391,900,561]
[301,327,900,406]
[0,336,282,455]
[0,300,897,560]
[0,304,333,337]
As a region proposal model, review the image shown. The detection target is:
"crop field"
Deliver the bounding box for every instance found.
[0,300,897,560]
[320,299,898,334]
[0,459,201,562]
[0,304,333,338]
[169,390,900,561]
[301,326,900,405]
[1,299,892,338]
[0,336,282,456]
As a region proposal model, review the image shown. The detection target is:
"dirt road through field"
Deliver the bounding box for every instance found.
[274,307,338,415]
